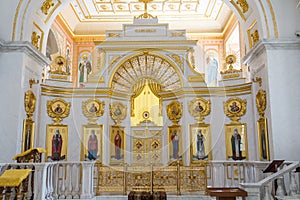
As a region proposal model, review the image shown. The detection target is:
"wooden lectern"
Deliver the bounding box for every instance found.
[263,160,284,173]
[206,187,247,200]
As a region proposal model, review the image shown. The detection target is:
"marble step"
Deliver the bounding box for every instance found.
[94,195,214,200]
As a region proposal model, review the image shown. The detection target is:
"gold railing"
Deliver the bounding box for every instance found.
[94,162,207,195]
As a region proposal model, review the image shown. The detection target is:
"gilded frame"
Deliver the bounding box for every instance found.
[22,118,35,152]
[46,124,68,161]
[81,124,103,161]
[225,124,248,161]
[226,163,245,180]
[168,125,183,164]
[257,118,270,161]
[110,125,125,165]
[190,123,212,164]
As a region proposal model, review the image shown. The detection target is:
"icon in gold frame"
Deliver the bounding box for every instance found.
[46,124,68,161]
[225,124,248,161]
[190,123,212,163]
[81,124,103,161]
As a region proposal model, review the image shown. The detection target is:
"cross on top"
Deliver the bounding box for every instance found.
[139,0,153,18]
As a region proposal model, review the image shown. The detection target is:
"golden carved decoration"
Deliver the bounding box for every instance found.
[108,33,120,38]
[236,0,249,13]
[31,32,40,49]
[252,77,262,87]
[188,98,211,123]
[135,0,157,19]
[82,99,105,124]
[95,163,207,195]
[169,54,184,72]
[256,89,267,119]
[47,98,71,125]
[24,90,36,119]
[221,55,242,74]
[187,48,195,69]
[110,102,127,125]
[29,79,39,89]
[50,56,70,75]
[171,32,185,37]
[41,0,54,15]
[224,97,247,124]
[251,29,260,46]
[166,101,183,125]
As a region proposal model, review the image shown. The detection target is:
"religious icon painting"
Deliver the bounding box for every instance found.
[168,125,183,164]
[257,118,270,161]
[22,118,35,152]
[47,98,71,124]
[78,52,92,86]
[81,124,103,161]
[110,125,125,165]
[82,98,105,124]
[46,124,68,162]
[189,123,212,164]
[225,124,248,161]
[223,98,247,123]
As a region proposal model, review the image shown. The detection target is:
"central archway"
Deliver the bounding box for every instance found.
[110,52,183,92]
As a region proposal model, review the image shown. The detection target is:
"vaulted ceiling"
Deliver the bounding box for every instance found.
[59,0,233,36]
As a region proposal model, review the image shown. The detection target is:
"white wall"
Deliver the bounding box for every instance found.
[272,0,300,38]
[244,40,300,161]
[266,41,300,160]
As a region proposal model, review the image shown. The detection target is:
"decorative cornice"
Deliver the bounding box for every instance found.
[0,41,49,66]
[41,82,252,98]
[243,39,300,64]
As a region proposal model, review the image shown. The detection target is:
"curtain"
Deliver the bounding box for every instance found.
[130,78,146,116]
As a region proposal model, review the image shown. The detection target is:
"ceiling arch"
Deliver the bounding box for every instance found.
[8,0,280,53]
[110,52,183,92]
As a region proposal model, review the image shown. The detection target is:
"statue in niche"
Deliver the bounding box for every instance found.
[206,55,218,87]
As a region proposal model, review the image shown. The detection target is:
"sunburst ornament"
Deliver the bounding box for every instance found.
[47,98,71,125]
[188,98,211,123]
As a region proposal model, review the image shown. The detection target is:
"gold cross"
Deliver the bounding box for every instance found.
[139,0,153,15]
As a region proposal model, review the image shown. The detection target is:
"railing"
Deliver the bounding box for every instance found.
[0,160,298,199]
[241,161,300,200]
[207,161,269,187]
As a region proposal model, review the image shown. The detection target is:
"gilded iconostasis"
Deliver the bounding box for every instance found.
[25,13,270,166]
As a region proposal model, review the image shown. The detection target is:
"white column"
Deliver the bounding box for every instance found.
[33,163,52,200]
[81,161,95,199]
